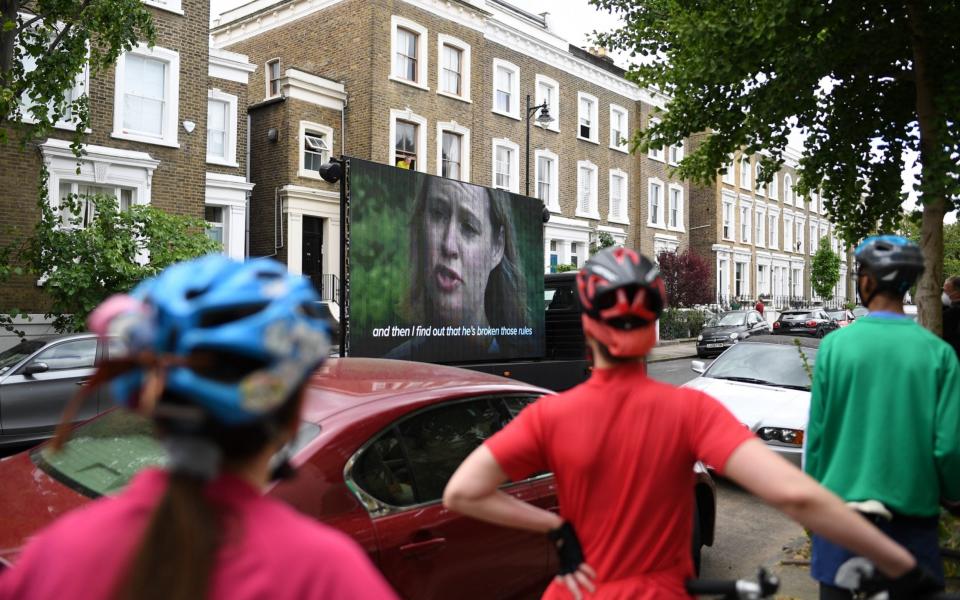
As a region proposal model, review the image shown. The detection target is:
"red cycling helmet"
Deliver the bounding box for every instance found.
[576,247,667,358]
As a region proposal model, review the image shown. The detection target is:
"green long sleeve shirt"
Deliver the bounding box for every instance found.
[804,315,960,517]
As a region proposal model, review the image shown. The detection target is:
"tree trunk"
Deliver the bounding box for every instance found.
[907,0,945,335]
[0,0,18,85]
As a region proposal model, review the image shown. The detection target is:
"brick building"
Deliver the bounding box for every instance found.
[0,0,255,345]
[211,0,692,289]
[689,147,853,308]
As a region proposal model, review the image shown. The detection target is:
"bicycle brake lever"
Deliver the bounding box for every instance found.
[758,567,780,597]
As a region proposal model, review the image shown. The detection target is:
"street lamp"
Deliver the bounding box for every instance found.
[525,94,554,199]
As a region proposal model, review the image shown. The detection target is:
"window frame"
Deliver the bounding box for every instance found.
[298,120,334,180]
[204,205,226,246]
[491,59,520,120]
[783,174,794,206]
[647,116,664,161]
[491,138,520,193]
[722,192,735,241]
[721,158,735,185]
[577,91,599,144]
[535,148,560,213]
[389,108,428,172]
[576,160,600,219]
[739,157,752,190]
[768,208,780,250]
[647,177,665,228]
[755,204,766,248]
[739,196,753,244]
[754,162,766,196]
[768,171,778,200]
[111,43,180,148]
[390,15,429,90]
[609,104,628,152]
[265,58,281,98]
[142,0,183,15]
[437,34,471,102]
[436,121,471,182]
[795,217,805,254]
[534,74,560,133]
[608,168,629,224]
[667,183,684,232]
[206,89,238,167]
[668,139,684,166]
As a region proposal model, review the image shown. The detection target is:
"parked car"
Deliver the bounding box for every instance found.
[684,337,819,467]
[903,304,918,322]
[826,309,856,328]
[0,333,121,449]
[0,358,718,591]
[852,305,869,318]
[696,310,769,358]
[772,309,837,338]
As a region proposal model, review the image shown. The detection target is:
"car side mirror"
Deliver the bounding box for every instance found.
[691,360,706,374]
[23,362,49,376]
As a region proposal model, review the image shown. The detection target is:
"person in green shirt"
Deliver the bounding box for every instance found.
[805,235,960,599]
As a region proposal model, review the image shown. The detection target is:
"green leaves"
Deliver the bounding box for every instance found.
[810,237,841,300]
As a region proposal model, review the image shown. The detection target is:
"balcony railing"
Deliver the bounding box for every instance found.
[307,273,340,304]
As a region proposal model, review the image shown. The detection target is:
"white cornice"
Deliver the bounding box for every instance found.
[212,0,346,47]
[209,47,256,83]
[281,69,347,110]
[40,138,159,171]
[206,172,255,192]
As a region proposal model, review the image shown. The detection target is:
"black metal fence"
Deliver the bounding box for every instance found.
[307,273,340,304]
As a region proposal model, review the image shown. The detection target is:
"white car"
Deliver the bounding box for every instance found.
[682,338,819,467]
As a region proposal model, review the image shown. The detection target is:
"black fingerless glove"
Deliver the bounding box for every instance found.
[547,521,585,575]
[865,566,942,600]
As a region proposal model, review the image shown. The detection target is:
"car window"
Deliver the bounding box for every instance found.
[33,410,321,498]
[354,429,417,507]
[545,286,575,311]
[30,339,98,371]
[716,312,747,326]
[502,395,538,419]
[0,339,45,375]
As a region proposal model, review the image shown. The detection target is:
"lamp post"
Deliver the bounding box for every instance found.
[525,94,554,198]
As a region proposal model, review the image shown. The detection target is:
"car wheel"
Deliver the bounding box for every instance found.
[816,327,825,338]
[691,506,702,575]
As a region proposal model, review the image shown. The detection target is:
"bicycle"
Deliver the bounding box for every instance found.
[834,557,960,600]
[685,567,780,599]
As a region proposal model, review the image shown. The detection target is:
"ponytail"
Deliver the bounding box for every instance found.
[114,473,220,600]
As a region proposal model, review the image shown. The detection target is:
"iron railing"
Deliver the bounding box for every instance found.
[307,273,340,304]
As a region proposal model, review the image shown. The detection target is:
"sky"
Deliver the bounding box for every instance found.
[209,0,949,223]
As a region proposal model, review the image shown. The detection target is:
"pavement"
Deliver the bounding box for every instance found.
[649,340,698,363]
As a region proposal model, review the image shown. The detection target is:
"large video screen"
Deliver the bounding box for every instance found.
[348,158,545,363]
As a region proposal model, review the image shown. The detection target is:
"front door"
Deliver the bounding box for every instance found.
[302,216,323,295]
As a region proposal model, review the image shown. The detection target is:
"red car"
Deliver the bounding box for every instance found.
[0,358,716,597]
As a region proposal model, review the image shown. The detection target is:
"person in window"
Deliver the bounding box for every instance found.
[0,256,398,600]
[386,176,535,362]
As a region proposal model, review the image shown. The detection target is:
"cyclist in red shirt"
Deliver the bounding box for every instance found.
[443,247,934,599]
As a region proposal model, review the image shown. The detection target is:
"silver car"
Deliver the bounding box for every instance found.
[0,333,119,449]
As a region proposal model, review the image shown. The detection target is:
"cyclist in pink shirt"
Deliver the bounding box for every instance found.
[0,256,398,600]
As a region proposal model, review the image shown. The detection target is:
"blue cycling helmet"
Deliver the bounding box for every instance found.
[98,255,329,426]
[854,235,924,295]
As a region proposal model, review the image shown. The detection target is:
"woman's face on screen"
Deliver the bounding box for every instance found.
[423,179,504,325]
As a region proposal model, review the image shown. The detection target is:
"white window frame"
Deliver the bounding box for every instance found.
[608,169,629,224]
[722,158,735,185]
[142,0,183,15]
[739,157,752,190]
[810,220,819,255]
[535,148,560,213]
[784,214,795,253]
[653,234,680,259]
[491,138,520,193]
[265,58,281,99]
[389,108,427,172]
[609,104,628,152]
[112,43,180,148]
[739,196,753,244]
[298,121,334,180]
[647,117,664,161]
[755,162,766,196]
[390,15,429,90]
[768,171,779,200]
[667,183,684,232]
[722,192,736,241]
[576,160,600,219]
[768,207,780,250]
[755,204,766,248]
[436,121,471,182]
[795,217,806,254]
[647,177,665,229]
[492,58,520,120]
[437,34,471,102]
[534,74,560,133]
[783,174,794,206]
[734,259,751,298]
[669,140,684,166]
[17,21,90,132]
[206,89,238,167]
[577,92,599,144]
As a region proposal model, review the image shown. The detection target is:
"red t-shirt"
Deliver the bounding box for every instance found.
[485,363,753,599]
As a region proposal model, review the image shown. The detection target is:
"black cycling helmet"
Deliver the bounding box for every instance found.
[576,247,667,329]
[854,235,924,296]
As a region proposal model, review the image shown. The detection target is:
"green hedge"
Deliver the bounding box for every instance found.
[659,308,708,340]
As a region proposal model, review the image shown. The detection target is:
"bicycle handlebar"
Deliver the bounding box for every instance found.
[685,567,779,599]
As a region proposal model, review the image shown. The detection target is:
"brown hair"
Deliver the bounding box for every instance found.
[113,389,304,600]
[408,178,531,332]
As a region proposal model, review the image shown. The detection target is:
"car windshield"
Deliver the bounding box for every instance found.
[32,410,322,498]
[852,307,869,318]
[713,312,747,327]
[827,311,846,320]
[704,342,817,390]
[782,311,815,319]
[0,340,45,375]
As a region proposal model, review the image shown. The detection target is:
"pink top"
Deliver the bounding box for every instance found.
[0,469,398,600]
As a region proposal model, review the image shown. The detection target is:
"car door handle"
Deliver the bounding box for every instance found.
[76,380,90,386]
[399,538,447,554]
